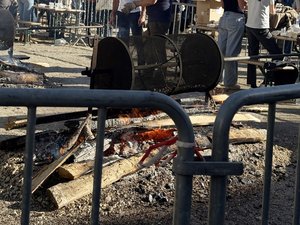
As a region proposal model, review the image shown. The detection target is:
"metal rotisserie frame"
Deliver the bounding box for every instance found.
[83,33,223,96]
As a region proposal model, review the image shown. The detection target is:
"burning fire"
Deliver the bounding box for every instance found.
[117,108,161,125]
[133,128,176,142]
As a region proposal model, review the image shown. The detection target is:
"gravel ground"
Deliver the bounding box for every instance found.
[0,41,299,225]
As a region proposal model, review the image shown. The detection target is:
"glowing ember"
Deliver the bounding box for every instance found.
[134,128,176,142]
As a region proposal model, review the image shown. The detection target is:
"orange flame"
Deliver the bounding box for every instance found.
[134,128,176,142]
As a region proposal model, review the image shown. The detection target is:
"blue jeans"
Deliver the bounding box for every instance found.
[117,11,142,38]
[217,11,245,87]
[18,0,36,21]
[246,27,282,87]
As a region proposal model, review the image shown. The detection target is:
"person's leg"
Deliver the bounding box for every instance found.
[223,13,245,87]
[20,0,36,21]
[246,27,260,88]
[128,11,142,36]
[217,13,228,84]
[9,0,18,19]
[116,11,130,43]
[147,21,170,36]
[217,14,227,56]
[18,0,25,21]
[255,29,282,58]
[147,22,170,64]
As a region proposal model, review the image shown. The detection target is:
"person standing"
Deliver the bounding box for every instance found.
[217,0,247,90]
[122,0,172,90]
[122,0,172,35]
[18,0,36,21]
[246,0,282,88]
[109,0,145,40]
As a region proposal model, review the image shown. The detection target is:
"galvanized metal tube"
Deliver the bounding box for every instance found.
[21,107,36,225]
[91,109,107,225]
[293,125,300,225]
[262,103,276,225]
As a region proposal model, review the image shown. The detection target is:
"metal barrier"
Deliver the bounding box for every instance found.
[2,85,299,224]
[179,84,300,225]
[210,84,300,225]
[0,88,194,225]
[173,83,300,225]
[170,2,196,35]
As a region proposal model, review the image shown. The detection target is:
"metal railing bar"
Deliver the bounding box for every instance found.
[209,84,300,225]
[21,107,37,225]
[293,125,300,225]
[91,108,107,225]
[262,103,276,225]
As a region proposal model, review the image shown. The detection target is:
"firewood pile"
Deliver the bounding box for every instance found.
[0,57,55,88]
[0,92,269,209]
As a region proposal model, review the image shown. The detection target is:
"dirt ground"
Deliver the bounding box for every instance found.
[0,40,300,225]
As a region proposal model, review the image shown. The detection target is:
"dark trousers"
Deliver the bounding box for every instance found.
[246,27,282,87]
[116,11,142,38]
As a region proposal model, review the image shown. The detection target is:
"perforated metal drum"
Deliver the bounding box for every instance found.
[86,33,223,95]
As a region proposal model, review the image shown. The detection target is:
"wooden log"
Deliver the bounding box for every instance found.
[0,70,44,85]
[47,152,144,208]
[57,160,94,180]
[47,147,166,208]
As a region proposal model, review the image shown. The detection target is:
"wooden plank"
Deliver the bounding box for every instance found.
[5,110,96,130]
[229,128,267,144]
[207,128,267,144]
[211,94,229,104]
[242,105,269,113]
[138,112,261,128]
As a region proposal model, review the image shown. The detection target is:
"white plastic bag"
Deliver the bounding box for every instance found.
[96,0,112,11]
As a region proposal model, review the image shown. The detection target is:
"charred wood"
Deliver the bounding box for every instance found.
[0,70,44,85]
[31,135,85,193]
[32,115,93,193]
